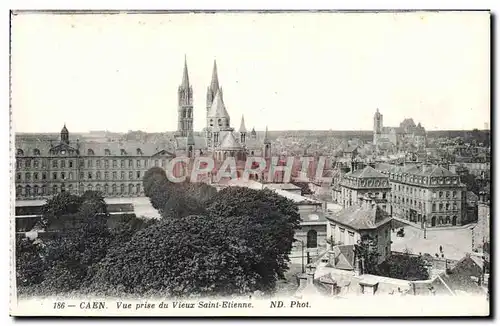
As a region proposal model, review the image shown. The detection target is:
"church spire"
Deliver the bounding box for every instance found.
[239,115,247,133]
[264,125,270,143]
[210,59,219,93]
[181,55,190,89]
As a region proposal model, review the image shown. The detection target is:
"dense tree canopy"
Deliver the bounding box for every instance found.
[207,187,301,291]
[376,253,429,281]
[90,215,261,297]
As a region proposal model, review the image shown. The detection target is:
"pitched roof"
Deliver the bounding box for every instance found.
[346,166,387,179]
[175,136,207,150]
[331,245,355,270]
[326,205,392,230]
[219,132,242,150]
[208,90,230,118]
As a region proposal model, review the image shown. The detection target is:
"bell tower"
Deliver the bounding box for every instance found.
[177,56,193,137]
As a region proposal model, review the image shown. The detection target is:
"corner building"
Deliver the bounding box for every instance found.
[375,163,467,228]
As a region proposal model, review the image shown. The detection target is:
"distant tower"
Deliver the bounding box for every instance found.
[373,108,383,145]
[61,123,69,144]
[250,127,257,139]
[263,126,271,158]
[177,56,193,137]
[239,115,247,144]
[206,60,221,121]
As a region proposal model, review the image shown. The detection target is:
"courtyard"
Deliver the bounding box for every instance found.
[391,223,476,261]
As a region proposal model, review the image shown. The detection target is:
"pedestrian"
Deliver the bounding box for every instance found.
[439,245,443,253]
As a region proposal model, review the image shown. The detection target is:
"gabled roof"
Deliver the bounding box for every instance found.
[346,166,387,179]
[326,205,392,230]
[219,132,242,150]
[208,90,230,118]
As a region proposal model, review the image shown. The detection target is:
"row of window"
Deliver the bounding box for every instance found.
[392,184,459,199]
[17,170,145,182]
[16,158,169,170]
[16,183,143,197]
[17,148,146,157]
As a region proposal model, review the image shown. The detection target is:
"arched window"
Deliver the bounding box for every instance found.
[104,184,109,194]
[16,186,22,196]
[25,185,31,197]
[129,184,134,194]
[104,149,111,156]
[136,148,142,155]
[431,216,436,227]
[33,148,40,156]
[438,217,444,225]
[16,149,24,156]
[307,230,318,248]
[218,119,222,126]
[87,149,94,156]
[452,216,458,226]
[112,184,117,194]
[136,183,141,194]
[445,216,451,224]
[120,184,125,194]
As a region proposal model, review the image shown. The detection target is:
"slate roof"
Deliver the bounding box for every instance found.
[331,245,355,270]
[16,139,177,157]
[175,136,207,150]
[219,132,242,150]
[346,166,387,179]
[326,205,392,230]
[208,90,230,118]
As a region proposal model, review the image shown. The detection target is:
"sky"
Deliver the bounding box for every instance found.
[11,11,490,133]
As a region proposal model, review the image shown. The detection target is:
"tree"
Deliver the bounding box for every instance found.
[16,236,47,288]
[38,197,112,293]
[207,187,301,292]
[40,192,83,228]
[143,167,168,198]
[292,182,313,196]
[89,215,261,297]
[376,253,429,281]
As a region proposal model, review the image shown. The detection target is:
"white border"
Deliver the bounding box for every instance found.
[3,0,497,324]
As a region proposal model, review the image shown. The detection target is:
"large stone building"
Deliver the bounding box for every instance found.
[375,162,467,228]
[14,58,271,200]
[373,109,427,151]
[339,165,391,213]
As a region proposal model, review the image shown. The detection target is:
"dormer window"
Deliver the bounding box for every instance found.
[104,149,111,156]
[33,148,40,156]
[137,148,143,155]
[218,119,222,126]
[87,149,95,156]
[16,149,24,156]
[121,149,127,155]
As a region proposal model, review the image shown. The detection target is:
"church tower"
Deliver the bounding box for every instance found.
[263,126,271,159]
[177,56,193,137]
[61,124,69,144]
[239,115,247,145]
[373,108,383,145]
[206,60,222,121]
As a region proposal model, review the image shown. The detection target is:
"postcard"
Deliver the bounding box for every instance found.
[10,10,491,317]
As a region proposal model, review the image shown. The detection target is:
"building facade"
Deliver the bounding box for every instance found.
[339,166,391,213]
[375,162,467,228]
